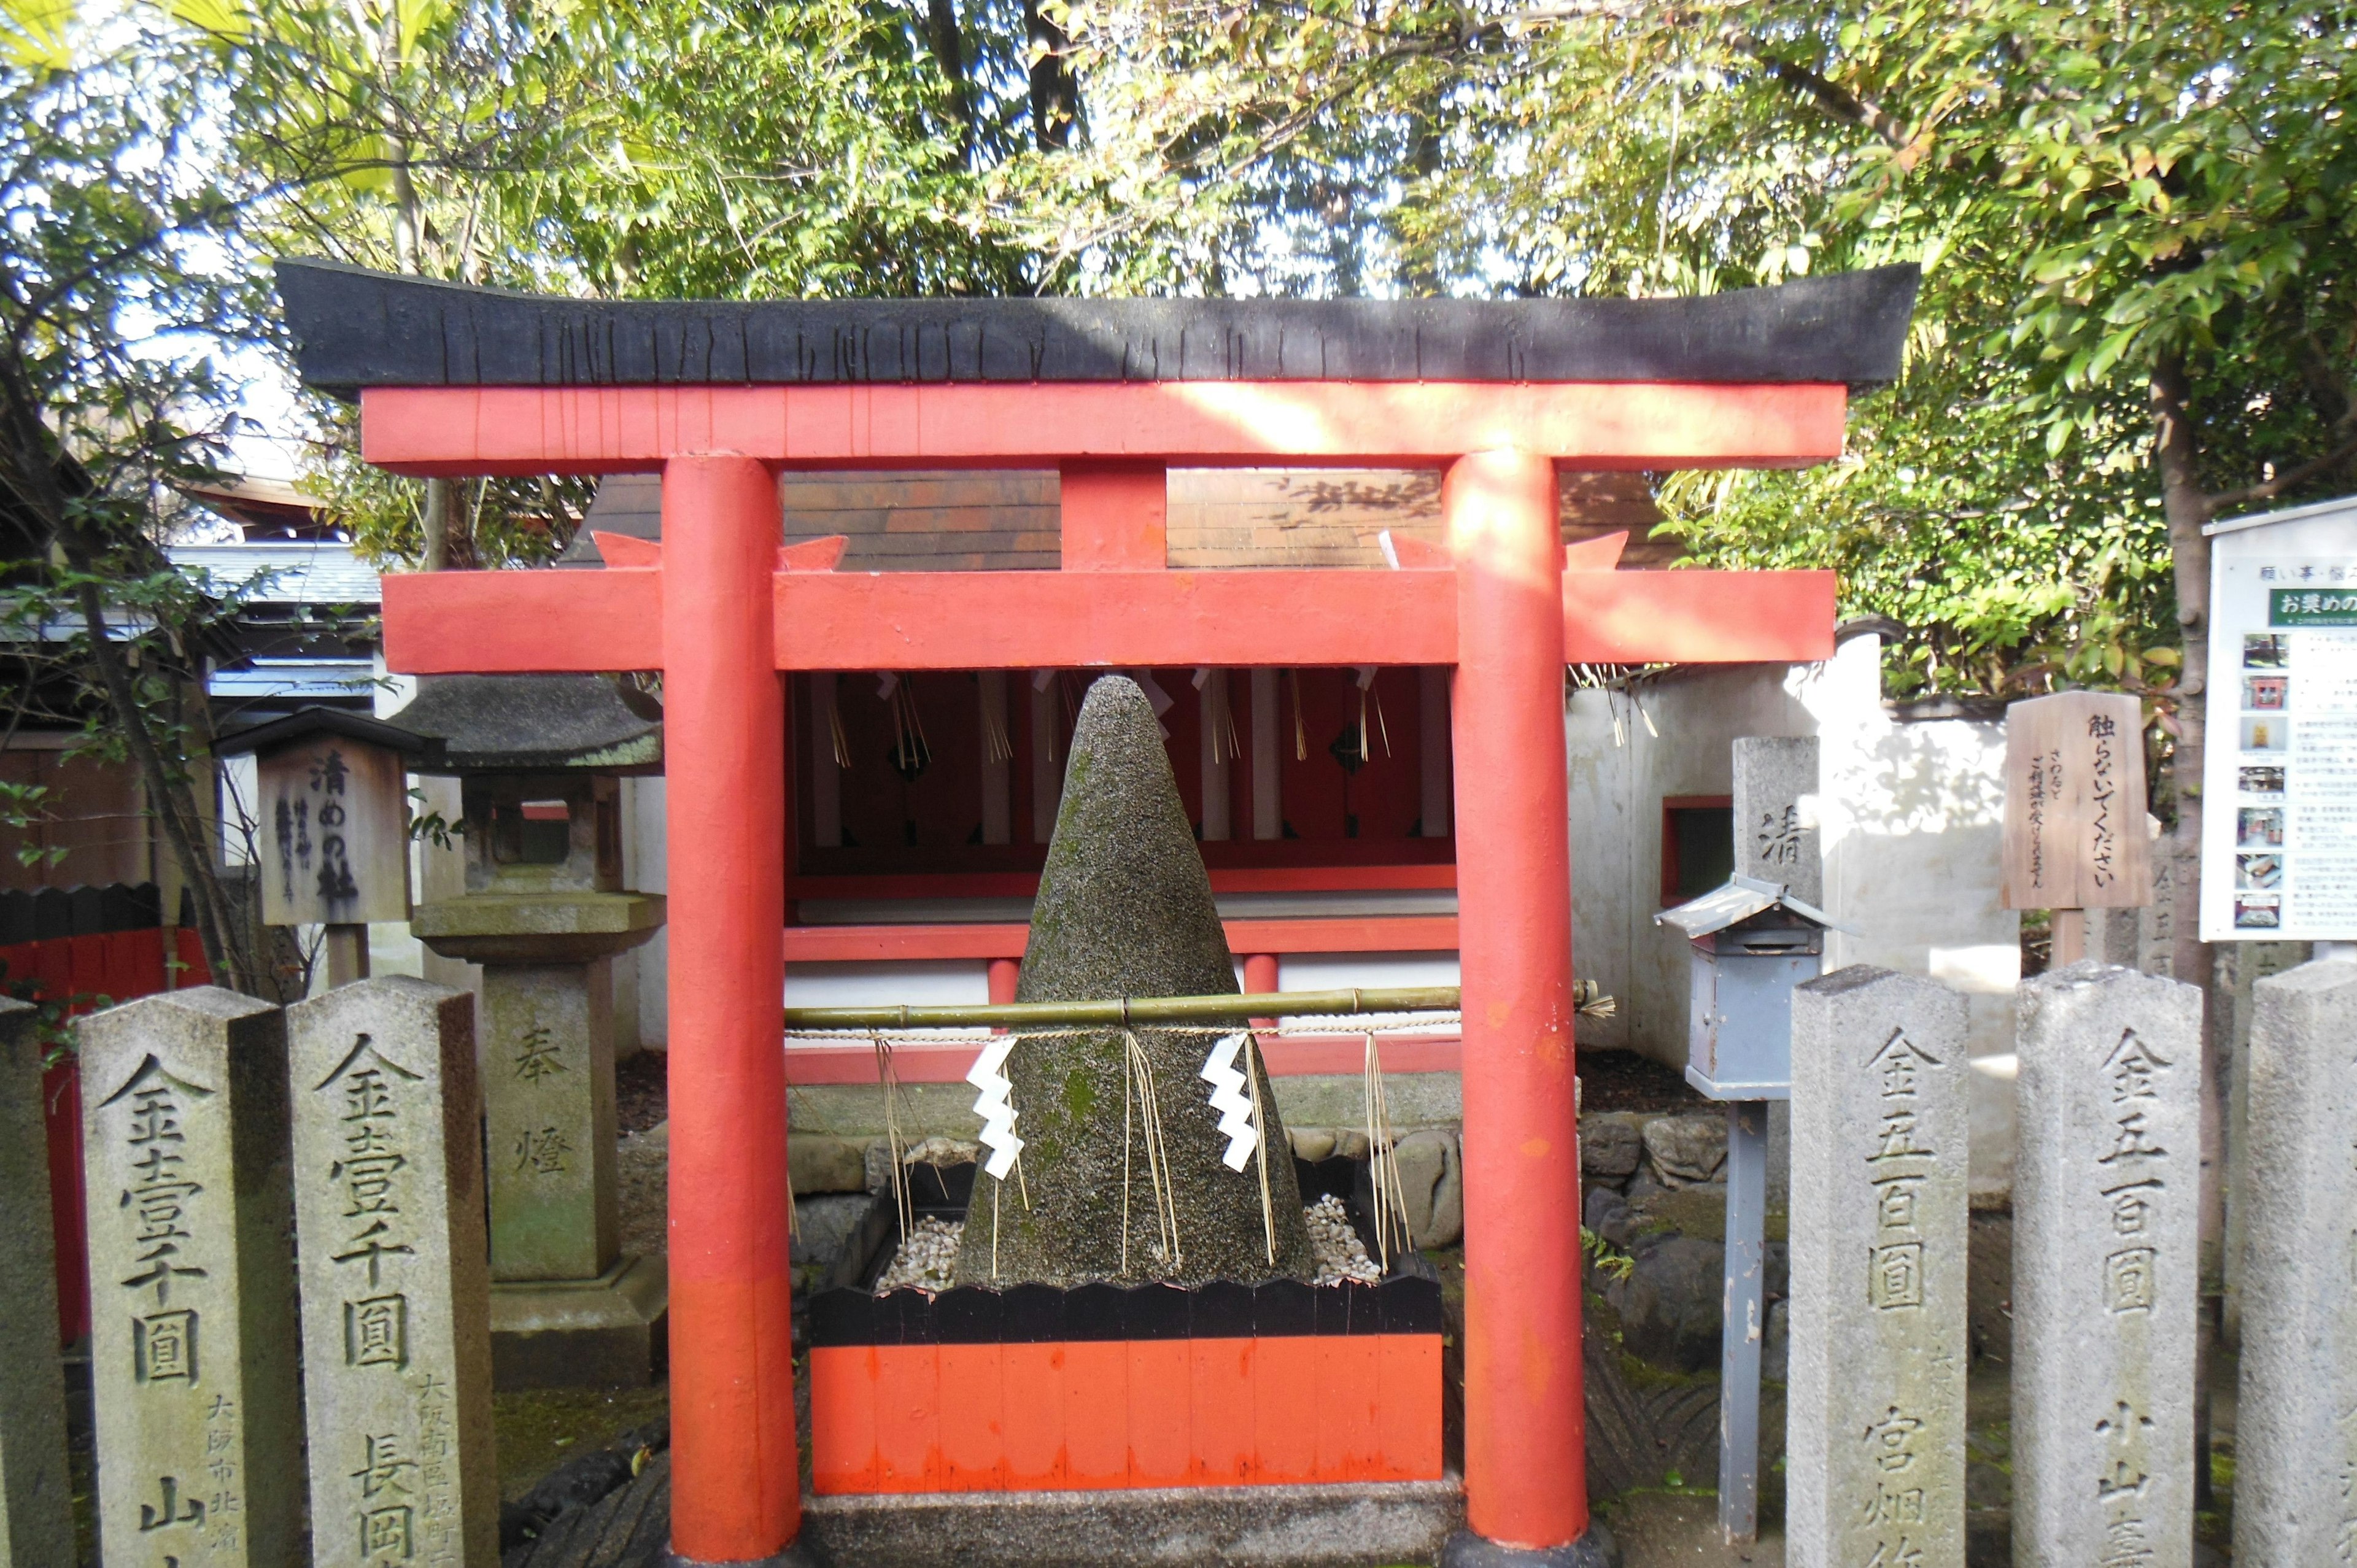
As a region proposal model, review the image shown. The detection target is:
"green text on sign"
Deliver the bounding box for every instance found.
[2269,589,2357,627]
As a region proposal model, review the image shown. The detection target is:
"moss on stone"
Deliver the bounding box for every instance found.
[953,676,1314,1287]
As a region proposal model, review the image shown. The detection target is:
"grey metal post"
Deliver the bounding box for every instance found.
[1719,1099,1769,1543]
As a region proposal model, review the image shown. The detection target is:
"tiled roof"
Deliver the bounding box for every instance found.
[168,543,382,605]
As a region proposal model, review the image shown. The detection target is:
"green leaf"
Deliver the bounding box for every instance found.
[1,0,74,68]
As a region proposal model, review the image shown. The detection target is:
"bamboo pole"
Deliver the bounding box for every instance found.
[780,981,1608,1032]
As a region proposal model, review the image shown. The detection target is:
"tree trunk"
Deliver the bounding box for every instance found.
[1024,0,1079,150]
[2150,350,2223,1507]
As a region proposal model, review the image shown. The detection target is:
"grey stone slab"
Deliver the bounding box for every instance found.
[0,998,72,1567]
[2011,960,2202,1568]
[1733,736,1821,905]
[1786,965,1970,1568]
[800,1475,1465,1568]
[289,976,498,1567]
[2231,957,2357,1567]
[79,986,303,1568]
[481,960,621,1282]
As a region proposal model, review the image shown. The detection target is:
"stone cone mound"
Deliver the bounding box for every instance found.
[953,675,1314,1286]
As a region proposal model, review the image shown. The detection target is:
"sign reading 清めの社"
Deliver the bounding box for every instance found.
[2200,495,2357,941]
[2002,690,2153,913]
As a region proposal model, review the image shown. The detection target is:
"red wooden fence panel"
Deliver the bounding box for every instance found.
[2,926,185,1344]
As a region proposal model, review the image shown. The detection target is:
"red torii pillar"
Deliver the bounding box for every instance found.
[357,374,1851,1567]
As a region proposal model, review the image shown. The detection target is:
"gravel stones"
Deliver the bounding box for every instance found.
[953,676,1312,1287]
[1641,1114,1728,1186]
[1306,1195,1384,1284]
[878,1216,965,1292]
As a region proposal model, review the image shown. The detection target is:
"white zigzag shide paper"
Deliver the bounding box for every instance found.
[1199,1031,1260,1172]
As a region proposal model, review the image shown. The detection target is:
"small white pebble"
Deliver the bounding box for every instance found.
[877,1215,964,1291]
[1306,1194,1383,1284]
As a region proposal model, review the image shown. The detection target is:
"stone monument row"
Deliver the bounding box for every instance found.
[79,988,305,1568]
[289,976,500,1568]
[2012,961,2202,1568]
[2231,953,2357,1564]
[1785,964,1969,1568]
[0,998,74,1567]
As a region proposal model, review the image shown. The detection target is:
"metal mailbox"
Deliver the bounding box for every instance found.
[1655,873,1844,1101]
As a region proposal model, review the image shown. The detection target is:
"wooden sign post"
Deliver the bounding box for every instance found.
[216,709,428,987]
[2002,691,2153,962]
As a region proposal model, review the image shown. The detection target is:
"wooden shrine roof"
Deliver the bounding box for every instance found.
[277,260,1918,397]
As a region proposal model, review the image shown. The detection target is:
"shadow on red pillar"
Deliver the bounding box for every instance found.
[662,454,802,1564]
[1442,450,1610,1567]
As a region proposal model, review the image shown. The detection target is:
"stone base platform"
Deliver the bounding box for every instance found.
[492,1251,668,1391]
[795,1476,1465,1567]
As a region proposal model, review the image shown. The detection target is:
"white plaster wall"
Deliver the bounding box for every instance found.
[1813,641,2017,1197]
[1566,635,2019,1195]
[622,774,667,1051]
[1566,662,1819,1064]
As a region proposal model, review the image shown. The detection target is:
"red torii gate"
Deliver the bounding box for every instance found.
[282,259,1916,1567]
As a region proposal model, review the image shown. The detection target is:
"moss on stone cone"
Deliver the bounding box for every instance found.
[953,676,1314,1286]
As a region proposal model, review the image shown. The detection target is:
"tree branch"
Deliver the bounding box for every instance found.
[1747,45,1911,150]
[2205,430,2357,514]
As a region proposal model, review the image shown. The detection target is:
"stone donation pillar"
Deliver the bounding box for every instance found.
[2232,954,2357,1565]
[79,988,303,1568]
[1786,965,1969,1568]
[398,673,668,1388]
[290,976,499,1568]
[0,998,72,1567]
[2013,961,2201,1568]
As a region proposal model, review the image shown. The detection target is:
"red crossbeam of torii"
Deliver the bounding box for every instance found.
[292,255,1915,1568]
[370,382,1837,673]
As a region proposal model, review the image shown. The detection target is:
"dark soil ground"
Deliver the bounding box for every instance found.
[1577,1048,1714,1114]
[615,1046,668,1134]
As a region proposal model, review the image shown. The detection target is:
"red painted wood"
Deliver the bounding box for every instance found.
[173,926,212,986]
[808,1346,880,1494]
[1125,1338,1193,1488]
[788,862,1456,904]
[1315,1334,1383,1481]
[1563,531,1627,571]
[593,530,662,566]
[1376,1335,1445,1481]
[986,958,1020,1006]
[1252,1337,1320,1485]
[938,1344,1008,1489]
[659,456,800,1559]
[815,1337,1438,1494]
[1061,1342,1129,1489]
[384,566,660,673]
[1449,451,1589,1545]
[1000,1342,1067,1489]
[781,1035,1462,1086]
[873,1342,943,1491]
[44,1060,87,1343]
[358,381,1849,474]
[1061,463,1167,571]
[778,914,1458,965]
[778,535,850,571]
[382,563,1835,675]
[1190,1337,1256,1485]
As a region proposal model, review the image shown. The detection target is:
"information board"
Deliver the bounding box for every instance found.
[2200,499,2357,941]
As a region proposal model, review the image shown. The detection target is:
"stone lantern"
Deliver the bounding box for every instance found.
[389,673,667,1388]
